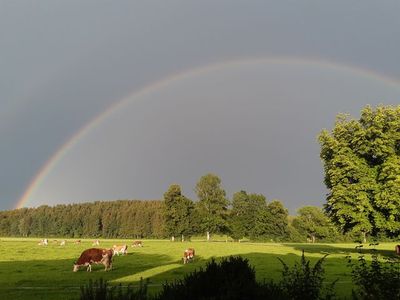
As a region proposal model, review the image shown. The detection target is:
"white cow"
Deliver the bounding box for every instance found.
[112,244,128,256]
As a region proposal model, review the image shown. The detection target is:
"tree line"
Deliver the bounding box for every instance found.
[163,174,345,242]
[0,200,164,238]
[0,175,345,242]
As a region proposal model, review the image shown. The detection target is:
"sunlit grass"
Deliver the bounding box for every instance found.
[0,237,397,299]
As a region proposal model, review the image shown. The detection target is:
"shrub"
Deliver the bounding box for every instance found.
[156,256,259,300]
[80,277,149,300]
[277,251,337,300]
[347,243,400,300]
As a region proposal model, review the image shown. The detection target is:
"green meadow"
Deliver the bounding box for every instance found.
[0,238,397,299]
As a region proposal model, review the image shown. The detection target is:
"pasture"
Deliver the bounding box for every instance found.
[0,238,397,299]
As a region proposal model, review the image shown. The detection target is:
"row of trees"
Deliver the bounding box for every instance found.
[0,183,339,242]
[0,200,164,238]
[163,174,342,243]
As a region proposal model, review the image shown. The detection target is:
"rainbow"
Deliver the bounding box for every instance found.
[15,56,400,209]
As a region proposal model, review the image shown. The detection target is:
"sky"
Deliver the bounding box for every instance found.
[1,1,400,212]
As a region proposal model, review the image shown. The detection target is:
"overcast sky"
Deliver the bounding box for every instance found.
[1,1,400,212]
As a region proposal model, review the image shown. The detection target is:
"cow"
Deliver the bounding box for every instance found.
[92,239,100,246]
[112,244,128,256]
[183,248,195,264]
[75,240,81,244]
[132,240,143,247]
[60,240,66,246]
[38,239,48,246]
[73,248,113,272]
[395,245,400,255]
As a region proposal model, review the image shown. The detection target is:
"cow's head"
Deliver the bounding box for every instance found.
[73,263,80,272]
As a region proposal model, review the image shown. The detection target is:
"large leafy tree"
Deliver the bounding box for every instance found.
[229,191,266,240]
[163,184,194,241]
[319,105,400,241]
[195,173,229,241]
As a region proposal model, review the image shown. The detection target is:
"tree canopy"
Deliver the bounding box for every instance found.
[163,184,195,241]
[292,206,336,243]
[229,191,266,240]
[195,173,229,241]
[319,105,400,239]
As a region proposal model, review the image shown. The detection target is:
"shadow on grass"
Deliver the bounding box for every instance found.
[283,243,397,257]
[0,246,379,299]
[143,251,355,299]
[0,252,173,300]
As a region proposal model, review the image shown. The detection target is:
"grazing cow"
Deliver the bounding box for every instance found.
[75,240,81,244]
[395,245,400,255]
[92,239,100,246]
[38,239,48,246]
[132,240,143,247]
[60,240,66,246]
[112,244,128,256]
[73,248,113,272]
[183,248,195,264]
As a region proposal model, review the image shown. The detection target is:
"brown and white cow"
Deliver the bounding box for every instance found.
[132,240,143,247]
[395,245,400,255]
[73,248,113,272]
[183,248,195,264]
[112,244,128,256]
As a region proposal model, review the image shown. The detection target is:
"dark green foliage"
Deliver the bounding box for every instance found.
[252,200,289,241]
[80,278,149,300]
[0,200,165,238]
[292,206,338,243]
[278,251,337,300]
[157,256,259,300]
[195,174,229,240]
[228,191,266,240]
[347,243,400,300]
[319,105,400,239]
[163,184,195,241]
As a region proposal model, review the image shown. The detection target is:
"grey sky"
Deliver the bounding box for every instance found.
[1,1,400,211]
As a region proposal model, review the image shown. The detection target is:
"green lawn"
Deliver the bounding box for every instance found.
[0,237,397,299]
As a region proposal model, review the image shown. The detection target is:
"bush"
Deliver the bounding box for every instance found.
[80,277,149,300]
[157,256,259,300]
[347,243,400,300]
[277,251,337,300]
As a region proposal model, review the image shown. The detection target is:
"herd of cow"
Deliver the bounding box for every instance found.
[37,239,400,273]
[37,238,196,272]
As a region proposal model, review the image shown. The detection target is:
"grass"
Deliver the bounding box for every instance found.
[0,237,398,299]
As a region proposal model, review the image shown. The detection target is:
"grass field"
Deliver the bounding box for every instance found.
[0,237,398,299]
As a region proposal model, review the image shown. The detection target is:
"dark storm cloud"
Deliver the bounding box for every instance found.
[1,0,400,209]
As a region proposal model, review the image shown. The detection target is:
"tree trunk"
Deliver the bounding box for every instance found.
[171,236,175,242]
[181,234,184,242]
[362,231,367,243]
[311,234,316,243]
[206,231,210,241]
